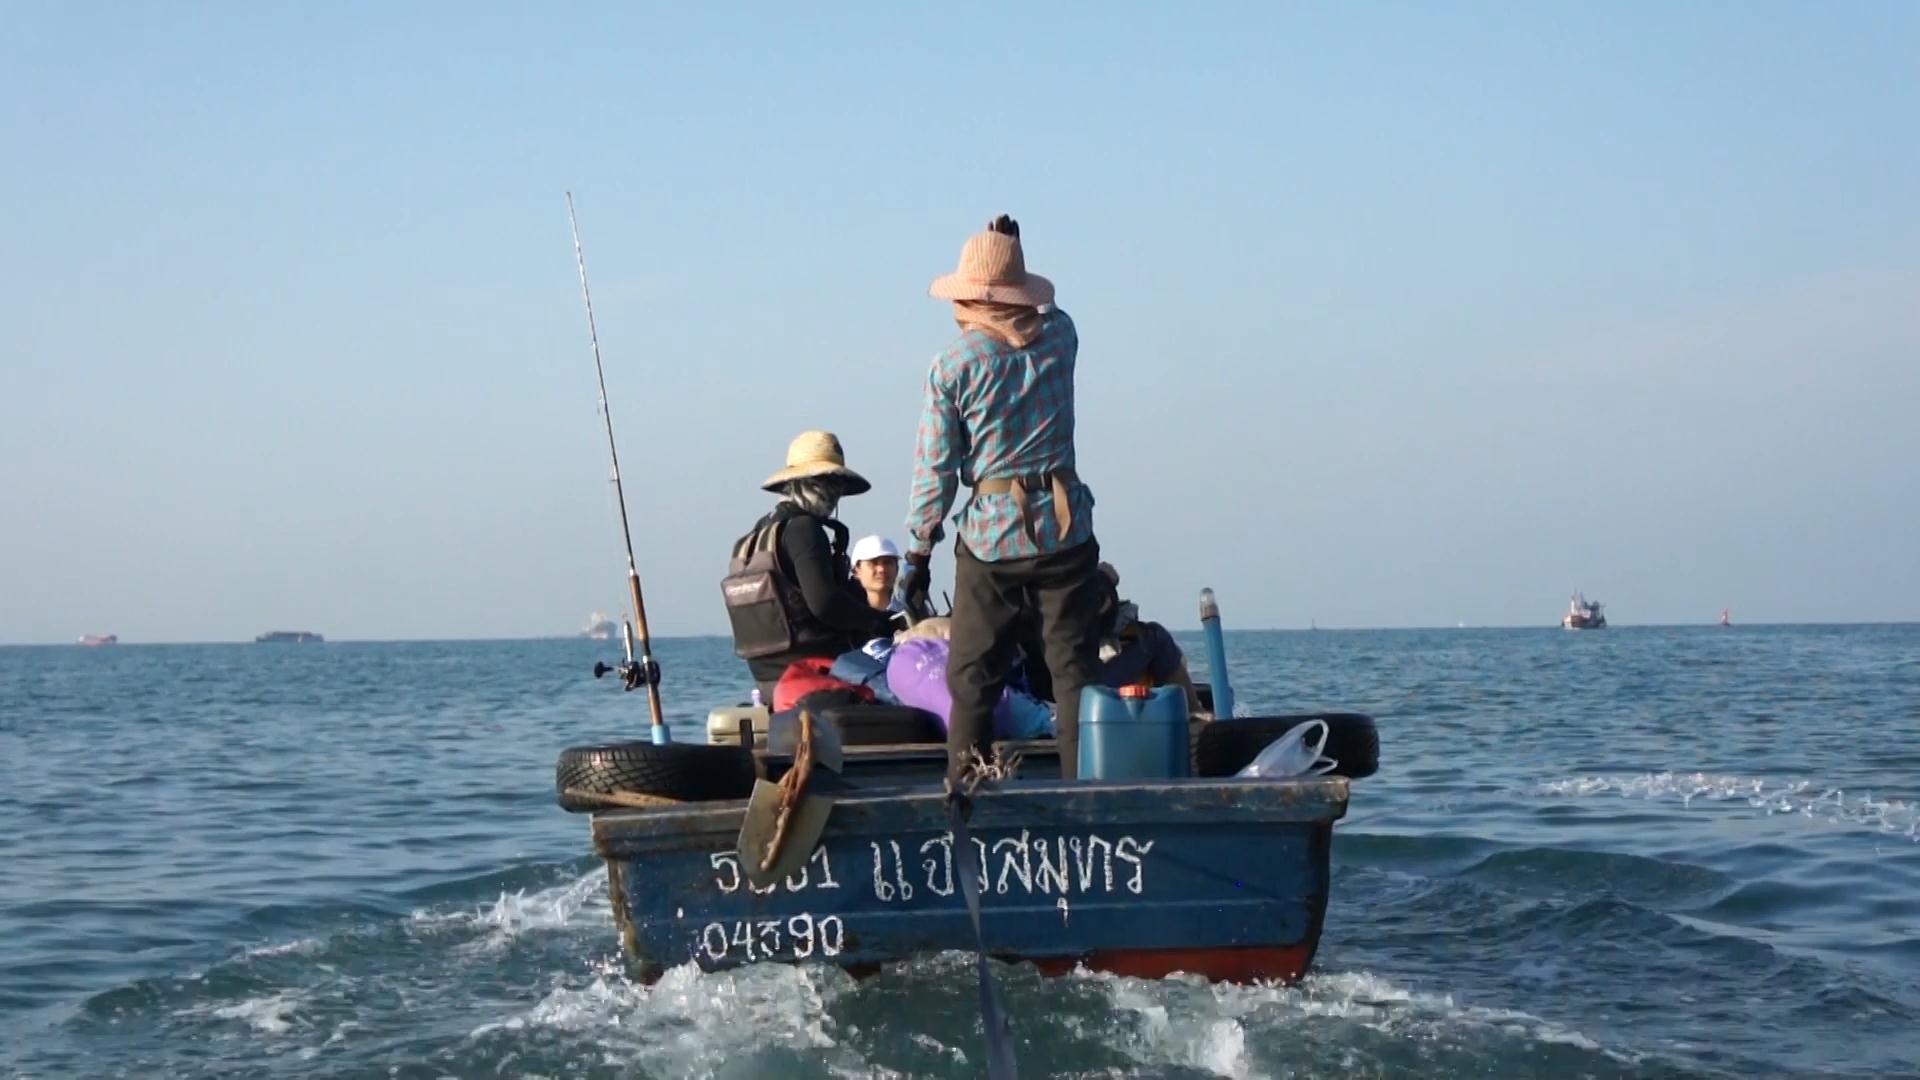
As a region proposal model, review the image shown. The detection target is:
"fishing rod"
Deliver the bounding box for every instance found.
[566,192,669,745]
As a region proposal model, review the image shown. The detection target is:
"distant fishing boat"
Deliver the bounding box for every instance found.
[254,630,323,644]
[1719,608,1731,628]
[76,634,117,647]
[1562,592,1607,630]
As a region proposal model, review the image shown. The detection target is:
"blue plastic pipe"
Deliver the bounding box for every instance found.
[1198,588,1235,720]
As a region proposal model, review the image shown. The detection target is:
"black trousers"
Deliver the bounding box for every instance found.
[946,537,1104,782]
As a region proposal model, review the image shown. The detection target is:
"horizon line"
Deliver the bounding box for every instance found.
[7,618,1918,648]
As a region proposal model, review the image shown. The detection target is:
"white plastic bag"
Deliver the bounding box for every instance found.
[1236,719,1338,779]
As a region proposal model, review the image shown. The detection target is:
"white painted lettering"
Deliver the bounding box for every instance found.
[1074,835,1115,892]
[993,830,1034,895]
[810,846,840,889]
[1115,837,1155,894]
[701,922,728,960]
[920,834,955,897]
[888,840,915,900]
[869,842,895,901]
[710,852,742,894]
[1032,836,1071,896]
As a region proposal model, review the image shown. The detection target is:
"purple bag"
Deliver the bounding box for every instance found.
[886,638,955,727]
[886,637,1053,740]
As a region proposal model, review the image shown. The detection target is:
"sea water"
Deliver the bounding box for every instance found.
[2,625,1916,1078]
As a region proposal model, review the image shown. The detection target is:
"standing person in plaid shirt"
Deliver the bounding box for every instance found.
[902,215,1105,784]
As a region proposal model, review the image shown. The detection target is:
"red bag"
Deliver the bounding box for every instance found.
[773,656,875,712]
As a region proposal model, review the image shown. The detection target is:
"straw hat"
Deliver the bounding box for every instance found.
[762,430,871,495]
[928,222,1055,307]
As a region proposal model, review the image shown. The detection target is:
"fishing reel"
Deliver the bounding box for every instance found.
[592,657,660,692]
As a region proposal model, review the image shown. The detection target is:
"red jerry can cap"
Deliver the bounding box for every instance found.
[1118,684,1151,699]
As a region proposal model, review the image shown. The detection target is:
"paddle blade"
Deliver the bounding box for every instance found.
[736,779,834,889]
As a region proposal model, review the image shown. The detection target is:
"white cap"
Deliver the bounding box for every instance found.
[849,535,901,562]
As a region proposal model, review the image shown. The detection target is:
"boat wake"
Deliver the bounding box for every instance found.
[1528,771,1920,841]
[36,854,1744,1079]
[454,948,1638,1080]
[1073,967,1631,1078]
[410,867,610,952]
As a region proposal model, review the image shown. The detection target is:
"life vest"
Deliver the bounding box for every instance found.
[721,507,849,661]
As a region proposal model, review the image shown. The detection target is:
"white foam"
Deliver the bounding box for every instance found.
[208,992,303,1035]
[1078,967,1625,1068]
[242,937,320,959]
[410,870,611,950]
[1528,772,1920,840]
[1103,977,1253,1078]
[468,961,859,1076]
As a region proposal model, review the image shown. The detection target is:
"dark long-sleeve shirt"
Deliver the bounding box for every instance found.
[746,513,896,682]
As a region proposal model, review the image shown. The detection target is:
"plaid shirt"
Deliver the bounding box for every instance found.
[906,308,1095,562]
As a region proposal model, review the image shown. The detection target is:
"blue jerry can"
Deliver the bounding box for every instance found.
[1077,684,1191,780]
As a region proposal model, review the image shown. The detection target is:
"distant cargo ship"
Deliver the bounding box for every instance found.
[255,631,323,643]
[1562,592,1607,630]
[77,634,118,647]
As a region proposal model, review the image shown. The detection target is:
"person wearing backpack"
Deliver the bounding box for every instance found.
[723,431,899,704]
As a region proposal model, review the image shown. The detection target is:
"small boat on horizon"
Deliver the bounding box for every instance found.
[1562,592,1607,630]
[76,634,117,647]
[254,630,323,644]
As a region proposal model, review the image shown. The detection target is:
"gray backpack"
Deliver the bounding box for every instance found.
[722,519,803,659]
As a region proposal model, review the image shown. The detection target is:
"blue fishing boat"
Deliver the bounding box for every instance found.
[559,700,1379,984]
[587,765,1349,982]
[548,199,1378,1072]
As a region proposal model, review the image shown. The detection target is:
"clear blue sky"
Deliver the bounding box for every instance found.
[2,2,1915,643]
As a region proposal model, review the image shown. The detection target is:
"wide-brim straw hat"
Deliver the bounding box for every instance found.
[928,227,1055,307]
[762,430,871,495]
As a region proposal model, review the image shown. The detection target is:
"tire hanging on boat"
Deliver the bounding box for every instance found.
[1192,713,1379,779]
[555,742,759,812]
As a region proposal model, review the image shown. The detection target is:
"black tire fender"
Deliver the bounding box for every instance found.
[1192,713,1379,780]
[555,742,759,813]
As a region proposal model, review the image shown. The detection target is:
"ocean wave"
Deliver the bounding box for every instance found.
[203,990,306,1035]
[467,961,850,1077]
[409,869,609,951]
[1526,772,1920,840]
[1097,975,1255,1078]
[1079,967,1627,1072]
[241,938,322,960]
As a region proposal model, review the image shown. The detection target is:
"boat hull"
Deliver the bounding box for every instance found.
[590,776,1346,983]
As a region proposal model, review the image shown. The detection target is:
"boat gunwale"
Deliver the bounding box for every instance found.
[590,775,1350,852]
